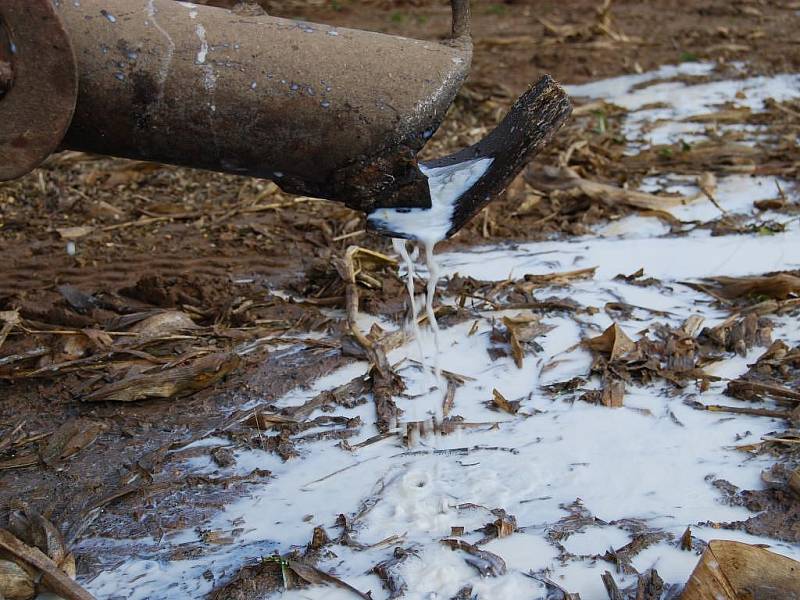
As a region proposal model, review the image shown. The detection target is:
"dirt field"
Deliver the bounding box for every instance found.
[1,1,799,598]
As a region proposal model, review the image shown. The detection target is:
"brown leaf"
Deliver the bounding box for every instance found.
[585,323,635,361]
[0,558,35,600]
[0,309,20,353]
[680,527,693,551]
[504,320,524,368]
[129,311,199,337]
[55,226,93,240]
[244,412,299,429]
[81,328,114,350]
[0,454,39,472]
[500,313,554,369]
[441,539,507,577]
[83,352,240,402]
[0,530,95,600]
[528,165,692,215]
[519,267,597,289]
[58,334,93,361]
[503,313,556,343]
[601,375,625,408]
[681,540,800,599]
[40,419,108,466]
[684,108,752,124]
[705,273,800,301]
[287,560,371,599]
[491,389,520,415]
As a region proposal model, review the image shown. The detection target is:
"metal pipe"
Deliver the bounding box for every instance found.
[0,1,78,181]
[51,0,474,212]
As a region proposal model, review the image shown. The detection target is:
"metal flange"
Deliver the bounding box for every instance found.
[0,0,78,181]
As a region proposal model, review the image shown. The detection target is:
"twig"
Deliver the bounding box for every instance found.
[392,445,519,458]
[333,246,401,433]
[443,380,457,417]
[684,399,791,420]
[300,456,381,489]
[727,379,800,403]
[0,310,20,352]
[0,419,25,454]
[332,230,366,242]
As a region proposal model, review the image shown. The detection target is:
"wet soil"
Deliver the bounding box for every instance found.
[1,0,798,593]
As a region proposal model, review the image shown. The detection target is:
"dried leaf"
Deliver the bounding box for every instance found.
[601,375,625,408]
[491,389,520,414]
[41,419,108,466]
[244,412,300,429]
[705,273,800,301]
[584,323,635,361]
[0,310,20,327]
[441,539,507,577]
[503,313,556,342]
[80,328,114,350]
[0,558,35,600]
[55,226,93,240]
[490,514,516,539]
[0,454,39,471]
[372,547,416,599]
[519,268,597,288]
[0,310,20,352]
[83,352,240,402]
[681,540,800,599]
[528,165,693,215]
[504,319,524,368]
[684,108,752,124]
[129,311,198,337]
[0,530,95,600]
[680,527,693,551]
[287,560,371,599]
[525,571,582,600]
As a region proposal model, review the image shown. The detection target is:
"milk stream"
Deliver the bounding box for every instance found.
[422,240,443,383]
[384,158,494,442]
[392,238,427,378]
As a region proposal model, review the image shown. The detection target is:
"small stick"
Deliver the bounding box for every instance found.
[685,399,791,420]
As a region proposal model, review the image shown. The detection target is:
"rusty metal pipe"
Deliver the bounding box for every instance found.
[1,1,571,238]
[48,0,474,212]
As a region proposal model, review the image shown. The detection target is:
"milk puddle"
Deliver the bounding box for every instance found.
[83,64,800,599]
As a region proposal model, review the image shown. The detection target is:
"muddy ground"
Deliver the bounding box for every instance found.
[1,0,799,597]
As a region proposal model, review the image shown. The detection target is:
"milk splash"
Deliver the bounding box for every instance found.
[381,158,494,389]
[369,157,494,245]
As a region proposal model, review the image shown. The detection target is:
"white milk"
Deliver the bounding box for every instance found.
[368,157,494,245]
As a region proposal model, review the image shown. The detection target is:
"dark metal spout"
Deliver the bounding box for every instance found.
[367,75,573,240]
